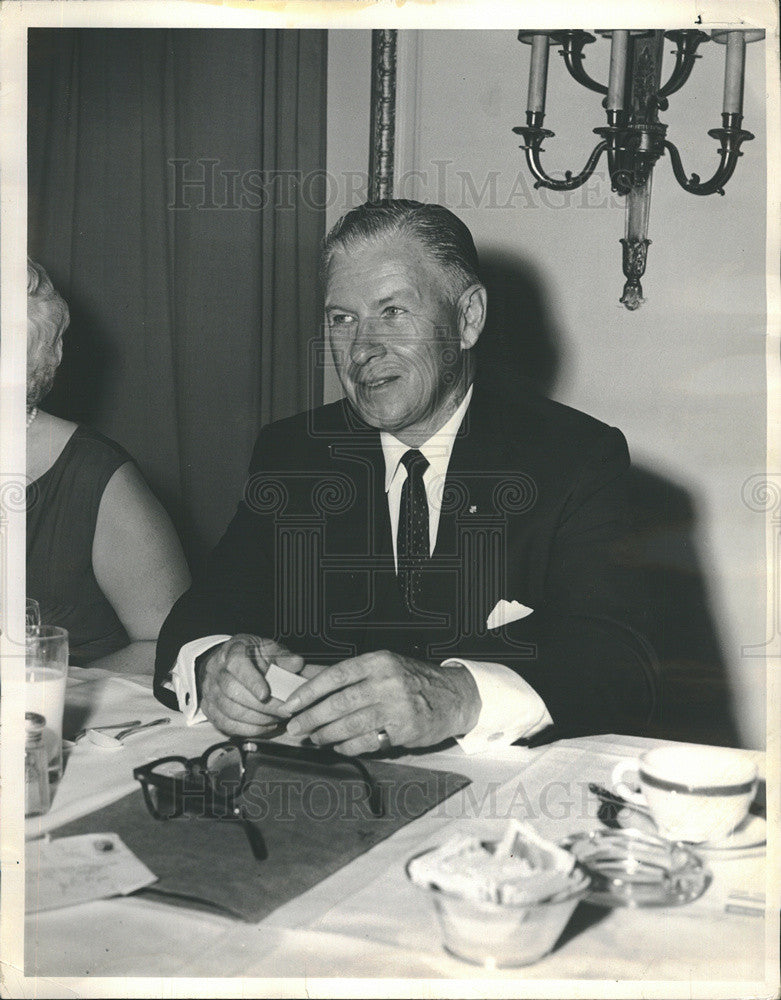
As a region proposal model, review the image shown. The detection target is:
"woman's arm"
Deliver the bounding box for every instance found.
[87,640,157,677]
[92,463,191,641]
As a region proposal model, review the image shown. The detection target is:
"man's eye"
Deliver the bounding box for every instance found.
[382,306,405,318]
[329,313,355,327]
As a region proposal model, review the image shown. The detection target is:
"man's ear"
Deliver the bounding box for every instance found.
[457,284,487,350]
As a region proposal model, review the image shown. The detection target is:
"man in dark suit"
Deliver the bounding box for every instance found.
[155,200,658,754]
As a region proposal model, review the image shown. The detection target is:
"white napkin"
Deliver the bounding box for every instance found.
[266,663,306,701]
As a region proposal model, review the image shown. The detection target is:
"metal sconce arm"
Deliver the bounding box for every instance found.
[557,29,712,108]
[556,31,607,95]
[512,113,610,191]
[657,31,711,101]
[664,113,755,196]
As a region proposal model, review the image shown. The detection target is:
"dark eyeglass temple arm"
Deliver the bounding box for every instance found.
[239,819,268,860]
[240,739,385,818]
[347,757,384,818]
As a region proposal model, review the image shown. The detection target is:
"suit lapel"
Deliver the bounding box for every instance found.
[320,407,405,651]
[433,375,511,557]
[319,399,392,562]
[425,373,527,642]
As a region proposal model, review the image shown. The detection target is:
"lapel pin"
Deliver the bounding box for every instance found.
[469,505,477,514]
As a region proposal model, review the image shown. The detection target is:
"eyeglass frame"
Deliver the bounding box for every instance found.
[133,737,385,822]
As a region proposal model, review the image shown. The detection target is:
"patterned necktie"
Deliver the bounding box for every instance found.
[397,448,430,612]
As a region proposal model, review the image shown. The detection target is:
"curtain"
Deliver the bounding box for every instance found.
[28,28,328,567]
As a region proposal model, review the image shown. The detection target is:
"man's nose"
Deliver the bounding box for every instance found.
[349,317,387,367]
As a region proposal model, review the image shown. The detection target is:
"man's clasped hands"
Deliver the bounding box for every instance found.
[198,634,481,756]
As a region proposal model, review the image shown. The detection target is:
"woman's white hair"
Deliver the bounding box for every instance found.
[27,258,70,410]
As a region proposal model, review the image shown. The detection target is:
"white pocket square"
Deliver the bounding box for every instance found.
[486,599,534,629]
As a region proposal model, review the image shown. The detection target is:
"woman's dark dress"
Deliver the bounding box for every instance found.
[27,425,133,665]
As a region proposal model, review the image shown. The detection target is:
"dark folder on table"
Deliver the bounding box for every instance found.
[53,754,470,923]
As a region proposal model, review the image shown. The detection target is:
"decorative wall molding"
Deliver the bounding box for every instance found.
[369,29,398,201]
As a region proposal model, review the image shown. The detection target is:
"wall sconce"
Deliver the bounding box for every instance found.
[513,29,765,309]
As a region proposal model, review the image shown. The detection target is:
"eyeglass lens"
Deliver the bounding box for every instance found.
[203,744,244,798]
[142,759,188,816]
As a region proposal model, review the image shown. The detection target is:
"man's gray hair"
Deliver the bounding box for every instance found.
[320,200,481,297]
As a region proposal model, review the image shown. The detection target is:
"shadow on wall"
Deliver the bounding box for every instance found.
[44,286,116,426]
[478,250,740,747]
[623,469,740,746]
[478,251,561,397]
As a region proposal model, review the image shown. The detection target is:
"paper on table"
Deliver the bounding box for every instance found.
[26,832,157,912]
[266,663,306,701]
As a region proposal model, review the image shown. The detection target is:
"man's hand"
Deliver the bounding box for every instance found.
[199,634,304,738]
[282,650,481,754]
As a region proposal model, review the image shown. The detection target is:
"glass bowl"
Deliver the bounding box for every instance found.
[405,844,590,968]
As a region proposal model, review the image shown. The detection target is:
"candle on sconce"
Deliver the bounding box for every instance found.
[722,31,746,115]
[527,34,550,114]
[606,30,629,111]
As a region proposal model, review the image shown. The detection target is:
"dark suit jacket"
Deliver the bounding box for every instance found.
[155,366,659,739]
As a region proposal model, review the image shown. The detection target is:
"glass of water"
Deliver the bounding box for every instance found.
[25,625,68,795]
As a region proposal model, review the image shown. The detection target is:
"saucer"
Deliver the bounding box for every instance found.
[616,807,766,852]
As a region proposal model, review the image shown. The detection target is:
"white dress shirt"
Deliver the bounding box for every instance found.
[169,384,553,752]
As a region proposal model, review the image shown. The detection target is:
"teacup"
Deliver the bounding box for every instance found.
[611,745,757,844]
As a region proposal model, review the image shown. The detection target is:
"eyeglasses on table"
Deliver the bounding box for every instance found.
[133,737,385,824]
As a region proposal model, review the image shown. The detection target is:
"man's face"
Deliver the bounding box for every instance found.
[325,235,468,445]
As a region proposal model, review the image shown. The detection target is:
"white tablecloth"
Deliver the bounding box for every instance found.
[18,668,775,994]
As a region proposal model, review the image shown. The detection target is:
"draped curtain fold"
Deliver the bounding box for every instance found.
[28,28,327,566]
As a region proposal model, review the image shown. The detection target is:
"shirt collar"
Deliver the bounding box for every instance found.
[380,383,474,493]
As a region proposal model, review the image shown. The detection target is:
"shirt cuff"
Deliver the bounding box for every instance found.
[168,635,231,725]
[441,658,553,754]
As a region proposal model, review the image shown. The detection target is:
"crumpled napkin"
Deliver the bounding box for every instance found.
[408,819,577,905]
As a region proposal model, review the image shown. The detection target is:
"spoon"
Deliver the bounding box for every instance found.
[114,717,171,740]
[84,717,171,748]
[589,782,652,828]
[72,720,141,743]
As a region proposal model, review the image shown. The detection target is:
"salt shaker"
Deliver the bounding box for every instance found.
[25,711,50,816]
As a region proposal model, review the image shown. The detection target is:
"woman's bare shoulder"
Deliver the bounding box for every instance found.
[27,412,79,481]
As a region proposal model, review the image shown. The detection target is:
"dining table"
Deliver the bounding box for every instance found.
[19,648,775,996]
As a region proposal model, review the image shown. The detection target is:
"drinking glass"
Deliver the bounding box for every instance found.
[25,625,68,790]
[25,598,41,628]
